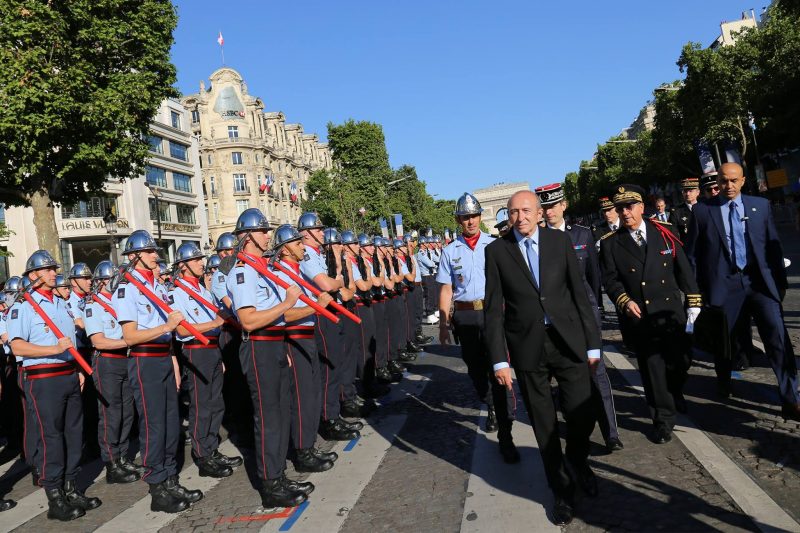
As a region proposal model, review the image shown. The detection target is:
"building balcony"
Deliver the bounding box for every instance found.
[233,187,251,196]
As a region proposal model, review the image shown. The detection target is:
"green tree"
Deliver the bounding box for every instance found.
[651,83,701,179]
[0,0,178,259]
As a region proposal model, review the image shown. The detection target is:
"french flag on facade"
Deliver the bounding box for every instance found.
[260,174,274,193]
[290,181,298,203]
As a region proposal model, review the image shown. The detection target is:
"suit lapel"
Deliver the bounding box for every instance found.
[643,221,661,267]
[709,197,731,257]
[503,232,538,292]
[740,195,760,251]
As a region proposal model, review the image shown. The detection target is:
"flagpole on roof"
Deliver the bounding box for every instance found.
[217,31,225,66]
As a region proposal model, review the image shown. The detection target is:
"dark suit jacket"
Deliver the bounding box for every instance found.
[484,227,602,371]
[600,219,701,346]
[566,224,602,307]
[685,194,787,306]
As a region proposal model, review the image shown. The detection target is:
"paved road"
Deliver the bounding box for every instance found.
[0,223,798,531]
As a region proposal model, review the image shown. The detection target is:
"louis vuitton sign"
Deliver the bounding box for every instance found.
[61,218,130,232]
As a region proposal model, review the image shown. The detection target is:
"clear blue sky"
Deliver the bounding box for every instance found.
[171,0,761,199]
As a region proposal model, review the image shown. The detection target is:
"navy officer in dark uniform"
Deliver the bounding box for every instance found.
[670,177,700,241]
[536,183,622,452]
[600,185,702,444]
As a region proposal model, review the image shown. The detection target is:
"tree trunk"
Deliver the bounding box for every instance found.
[29,189,61,261]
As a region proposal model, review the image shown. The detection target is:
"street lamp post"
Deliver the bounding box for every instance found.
[103,208,119,264]
[146,182,163,247]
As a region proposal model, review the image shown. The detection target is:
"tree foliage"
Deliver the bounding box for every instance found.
[0,0,178,255]
[302,120,453,235]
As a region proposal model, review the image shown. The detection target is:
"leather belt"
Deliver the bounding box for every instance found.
[25,362,76,380]
[183,336,220,349]
[130,343,171,357]
[248,326,285,342]
[99,347,129,359]
[286,326,314,340]
[454,300,484,311]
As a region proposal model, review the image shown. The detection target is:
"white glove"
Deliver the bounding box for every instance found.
[685,307,701,334]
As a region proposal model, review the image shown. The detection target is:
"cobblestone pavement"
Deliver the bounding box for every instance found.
[1,221,799,533]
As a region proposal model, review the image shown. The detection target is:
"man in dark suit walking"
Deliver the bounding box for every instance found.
[685,162,800,420]
[599,185,702,444]
[485,190,600,526]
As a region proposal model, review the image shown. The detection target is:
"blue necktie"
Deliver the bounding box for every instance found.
[525,238,539,289]
[729,201,747,270]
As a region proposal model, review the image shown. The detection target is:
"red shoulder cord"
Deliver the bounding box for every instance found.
[651,222,683,252]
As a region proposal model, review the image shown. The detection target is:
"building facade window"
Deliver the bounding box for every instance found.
[169,141,189,161]
[213,202,219,223]
[228,126,239,139]
[231,152,243,165]
[170,110,181,130]
[148,198,171,222]
[191,110,200,123]
[172,172,192,193]
[147,135,163,154]
[210,176,216,195]
[236,199,249,215]
[146,165,167,187]
[60,241,72,273]
[233,173,248,193]
[176,204,196,224]
[61,196,117,219]
[0,203,5,225]
[207,154,212,165]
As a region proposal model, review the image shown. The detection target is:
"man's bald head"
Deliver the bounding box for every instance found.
[718,162,745,200]
[507,190,540,210]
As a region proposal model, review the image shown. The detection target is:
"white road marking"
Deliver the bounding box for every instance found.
[604,345,800,533]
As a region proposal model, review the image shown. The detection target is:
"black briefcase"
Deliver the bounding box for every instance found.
[692,306,730,359]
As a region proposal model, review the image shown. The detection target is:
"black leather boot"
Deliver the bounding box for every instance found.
[259,477,307,508]
[119,457,146,477]
[197,455,233,478]
[45,487,84,521]
[399,351,417,362]
[485,407,498,433]
[310,447,338,462]
[106,460,139,484]
[0,498,16,512]
[375,366,394,383]
[212,449,243,467]
[281,475,314,496]
[293,448,334,473]
[31,465,39,487]
[406,341,423,353]
[149,481,189,513]
[63,479,102,510]
[338,417,364,431]
[319,419,360,441]
[388,360,406,373]
[340,401,365,419]
[165,475,203,504]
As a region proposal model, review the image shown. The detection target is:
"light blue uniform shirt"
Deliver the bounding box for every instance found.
[84,292,123,342]
[226,255,284,325]
[210,270,229,305]
[274,261,314,327]
[170,279,222,342]
[436,232,493,301]
[113,270,172,344]
[299,245,328,288]
[0,307,12,356]
[66,291,89,348]
[416,251,435,276]
[7,291,76,367]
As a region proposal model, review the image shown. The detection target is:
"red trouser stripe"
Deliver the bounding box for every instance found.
[28,381,47,487]
[190,351,201,457]
[288,346,302,449]
[135,358,151,480]
[251,341,268,480]
[96,359,114,461]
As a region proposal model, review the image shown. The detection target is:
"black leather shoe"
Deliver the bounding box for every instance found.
[651,426,672,444]
[605,437,624,452]
[340,401,365,418]
[45,487,85,521]
[63,479,102,510]
[293,448,334,473]
[484,407,498,433]
[280,475,314,496]
[165,475,203,504]
[572,462,598,497]
[311,447,338,463]
[399,351,417,362]
[499,440,520,464]
[376,366,394,384]
[119,457,147,476]
[212,449,243,467]
[0,498,16,512]
[338,417,364,431]
[319,419,360,441]
[106,460,139,484]
[388,360,406,373]
[552,496,574,526]
[149,482,189,514]
[390,371,403,383]
[781,403,800,422]
[406,341,423,353]
[673,392,688,414]
[259,477,306,508]
[415,334,434,345]
[197,455,233,478]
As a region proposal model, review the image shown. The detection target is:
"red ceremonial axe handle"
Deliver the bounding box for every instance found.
[271,262,362,325]
[23,293,93,375]
[172,280,239,328]
[123,273,210,345]
[236,253,340,324]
